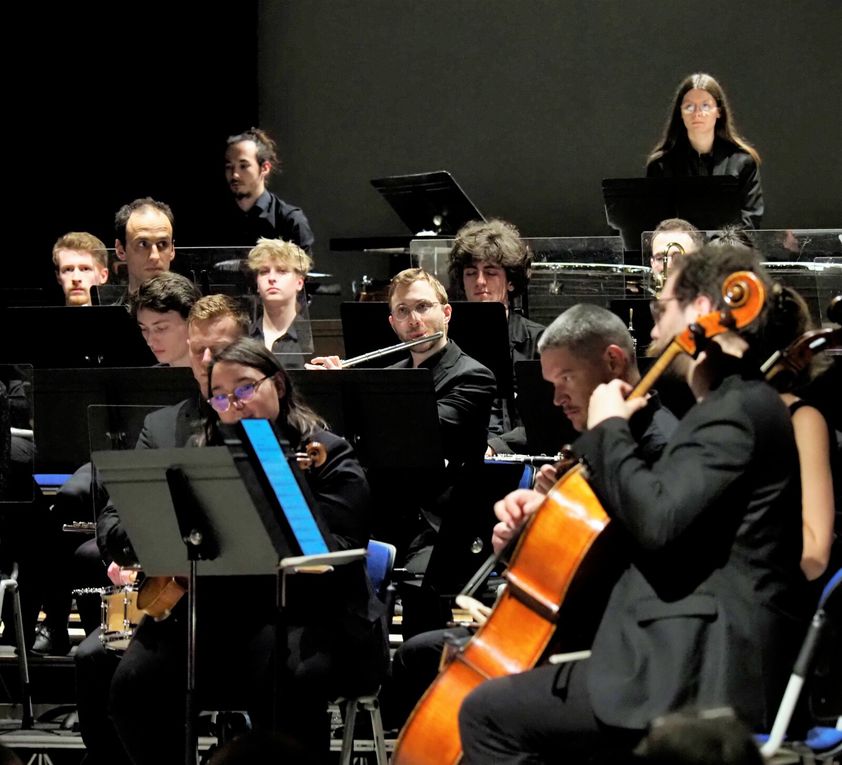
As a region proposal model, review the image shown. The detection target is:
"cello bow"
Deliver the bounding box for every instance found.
[392,270,766,765]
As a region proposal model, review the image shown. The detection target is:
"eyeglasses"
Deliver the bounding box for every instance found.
[391,300,440,322]
[650,296,680,321]
[207,375,272,413]
[681,103,717,115]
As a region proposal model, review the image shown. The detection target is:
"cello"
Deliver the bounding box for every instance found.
[392,270,766,765]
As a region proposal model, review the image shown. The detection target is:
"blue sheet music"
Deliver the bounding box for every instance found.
[240,419,329,555]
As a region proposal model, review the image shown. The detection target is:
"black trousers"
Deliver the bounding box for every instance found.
[458,660,644,764]
[75,630,127,765]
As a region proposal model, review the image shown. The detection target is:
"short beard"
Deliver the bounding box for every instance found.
[232,190,252,201]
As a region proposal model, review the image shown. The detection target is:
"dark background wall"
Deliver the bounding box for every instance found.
[11,1,841,294]
[12,4,259,289]
[262,0,841,245]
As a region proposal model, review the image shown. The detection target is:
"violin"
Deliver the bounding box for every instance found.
[761,294,842,386]
[136,440,328,621]
[392,271,766,765]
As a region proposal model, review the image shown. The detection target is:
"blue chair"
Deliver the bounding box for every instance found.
[759,568,842,761]
[337,539,396,765]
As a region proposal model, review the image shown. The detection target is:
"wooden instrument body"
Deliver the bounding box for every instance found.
[394,466,610,765]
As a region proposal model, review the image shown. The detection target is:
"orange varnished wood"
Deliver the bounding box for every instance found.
[394,469,609,765]
[392,272,766,765]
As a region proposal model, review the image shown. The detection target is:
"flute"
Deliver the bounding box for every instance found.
[341,332,444,368]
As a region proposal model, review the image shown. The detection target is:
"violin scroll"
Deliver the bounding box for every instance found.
[296,441,327,470]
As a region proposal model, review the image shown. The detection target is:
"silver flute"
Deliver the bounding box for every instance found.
[341,332,444,368]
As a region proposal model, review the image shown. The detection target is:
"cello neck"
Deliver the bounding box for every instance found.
[627,342,685,401]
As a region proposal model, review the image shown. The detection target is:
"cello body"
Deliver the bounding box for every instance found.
[393,466,613,765]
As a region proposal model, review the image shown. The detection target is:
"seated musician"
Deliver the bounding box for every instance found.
[106,338,387,763]
[754,284,835,583]
[649,218,704,283]
[386,303,677,730]
[112,197,176,302]
[456,246,808,763]
[446,219,544,442]
[74,294,249,763]
[130,272,201,368]
[246,237,313,367]
[309,268,497,637]
[52,231,110,306]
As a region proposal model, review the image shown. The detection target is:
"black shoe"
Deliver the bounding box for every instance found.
[31,624,71,656]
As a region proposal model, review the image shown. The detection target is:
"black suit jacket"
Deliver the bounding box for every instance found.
[575,373,806,730]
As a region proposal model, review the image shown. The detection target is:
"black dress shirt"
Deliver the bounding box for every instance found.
[219,190,315,251]
[646,137,764,228]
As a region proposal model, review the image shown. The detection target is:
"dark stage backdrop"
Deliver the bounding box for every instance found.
[10,1,840,293]
[11,4,259,290]
[259,0,841,254]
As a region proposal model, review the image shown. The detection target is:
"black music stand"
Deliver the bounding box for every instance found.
[288,368,443,470]
[33,366,196,476]
[602,176,741,252]
[1,306,155,367]
[371,170,485,236]
[93,419,365,765]
[514,360,578,455]
[339,301,512,396]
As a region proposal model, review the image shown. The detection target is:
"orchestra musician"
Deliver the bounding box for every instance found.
[219,127,314,252]
[646,73,764,229]
[310,268,497,637]
[755,284,835,583]
[113,197,176,299]
[446,218,544,441]
[131,272,201,368]
[52,232,110,306]
[31,275,204,656]
[386,304,678,730]
[457,246,808,763]
[648,218,704,283]
[74,294,249,763]
[246,237,313,367]
[107,338,387,763]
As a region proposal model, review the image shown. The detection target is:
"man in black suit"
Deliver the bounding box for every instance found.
[309,268,497,636]
[386,304,678,730]
[457,247,808,763]
[76,294,249,765]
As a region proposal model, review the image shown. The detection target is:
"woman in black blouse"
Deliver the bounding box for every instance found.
[647,73,763,228]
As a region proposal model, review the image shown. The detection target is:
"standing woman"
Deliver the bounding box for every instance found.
[647,73,764,228]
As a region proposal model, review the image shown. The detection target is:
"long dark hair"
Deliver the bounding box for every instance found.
[203,337,326,445]
[647,73,760,166]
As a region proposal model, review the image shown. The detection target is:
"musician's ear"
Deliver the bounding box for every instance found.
[272,372,285,399]
[442,302,452,325]
[388,314,398,335]
[694,294,714,316]
[604,344,627,377]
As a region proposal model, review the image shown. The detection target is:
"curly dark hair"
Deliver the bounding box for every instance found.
[447,219,532,299]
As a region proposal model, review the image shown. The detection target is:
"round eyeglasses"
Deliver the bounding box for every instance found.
[390,300,440,322]
[681,103,717,115]
[207,375,272,413]
[650,297,681,322]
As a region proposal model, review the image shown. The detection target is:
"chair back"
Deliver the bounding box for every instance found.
[366,539,396,605]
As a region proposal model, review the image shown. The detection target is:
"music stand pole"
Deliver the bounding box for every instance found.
[166,466,220,765]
